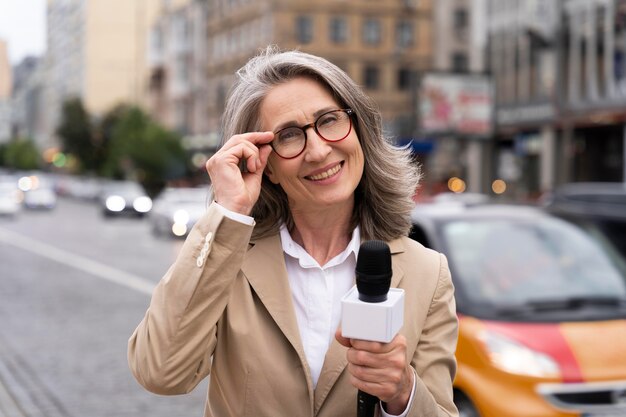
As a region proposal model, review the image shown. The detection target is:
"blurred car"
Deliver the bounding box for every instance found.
[409,203,626,417]
[432,191,491,206]
[149,187,210,237]
[17,173,57,210]
[0,179,23,216]
[543,182,626,259]
[99,180,152,217]
[23,187,57,210]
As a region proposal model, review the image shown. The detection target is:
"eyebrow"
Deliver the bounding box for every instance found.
[273,106,339,132]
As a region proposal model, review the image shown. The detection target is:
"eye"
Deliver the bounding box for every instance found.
[317,112,340,127]
[276,127,303,144]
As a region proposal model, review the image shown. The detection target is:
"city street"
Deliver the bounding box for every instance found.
[0,197,207,417]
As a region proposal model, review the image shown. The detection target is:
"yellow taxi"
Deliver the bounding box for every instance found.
[410,203,626,417]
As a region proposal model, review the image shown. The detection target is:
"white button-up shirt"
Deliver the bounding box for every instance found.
[279,224,359,388]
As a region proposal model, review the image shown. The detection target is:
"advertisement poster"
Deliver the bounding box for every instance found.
[418,73,493,136]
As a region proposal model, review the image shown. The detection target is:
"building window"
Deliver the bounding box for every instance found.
[397,68,414,90]
[362,18,381,45]
[454,8,468,28]
[453,8,468,40]
[296,15,313,44]
[175,57,189,86]
[395,20,414,48]
[452,53,468,72]
[330,17,348,44]
[363,65,379,89]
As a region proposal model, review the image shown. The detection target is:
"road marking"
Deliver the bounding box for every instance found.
[0,227,154,295]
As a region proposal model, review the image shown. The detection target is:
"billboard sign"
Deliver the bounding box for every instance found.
[418,73,493,137]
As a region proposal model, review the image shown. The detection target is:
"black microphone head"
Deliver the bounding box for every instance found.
[356,240,392,303]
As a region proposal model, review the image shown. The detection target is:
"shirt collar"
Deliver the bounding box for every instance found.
[279,224,361,269]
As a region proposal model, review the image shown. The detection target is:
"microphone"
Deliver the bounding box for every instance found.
[341,240,405,417]
[356,240,391,417]
[356,240,392,303]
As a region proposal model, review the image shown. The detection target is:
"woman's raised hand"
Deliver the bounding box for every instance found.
[206,131,274,215]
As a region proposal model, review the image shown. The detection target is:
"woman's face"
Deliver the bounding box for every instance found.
[260,77,365,213]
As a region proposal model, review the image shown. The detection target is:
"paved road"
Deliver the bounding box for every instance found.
[0,198,207,417]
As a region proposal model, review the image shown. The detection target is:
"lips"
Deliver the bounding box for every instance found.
[305,162,343,181]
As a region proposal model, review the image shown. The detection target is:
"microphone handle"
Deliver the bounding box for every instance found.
[357,389,378,417]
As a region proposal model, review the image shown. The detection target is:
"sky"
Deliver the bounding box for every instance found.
[0,0,47,65]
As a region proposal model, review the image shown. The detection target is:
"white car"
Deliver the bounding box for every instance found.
[0,181,22,216]
[23,187,57,210]
[149,187,210,237]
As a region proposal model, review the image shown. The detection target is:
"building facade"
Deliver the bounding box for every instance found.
[427,0,489,194]
[561,0,626,185]
[487,0,626,199]
[44,0,161,148]
[433,0,486,73]
[203,0,434,142]
[147,0,209,136]
[146,0,215,174]
[11,57,48,148]
[487,0,561,199]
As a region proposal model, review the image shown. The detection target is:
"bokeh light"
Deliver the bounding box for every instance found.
[18,176,33,191]
[191,153,208,169]
[492,179,507,194]
[43,148,59,164]
[172,223,188,237]
[53,152,67,167]
[447,177,467,193]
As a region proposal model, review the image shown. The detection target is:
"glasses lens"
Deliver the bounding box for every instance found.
[273,127,306,158]
[316,110,351,142]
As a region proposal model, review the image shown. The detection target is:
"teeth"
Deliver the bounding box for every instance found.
[308,164,341,181]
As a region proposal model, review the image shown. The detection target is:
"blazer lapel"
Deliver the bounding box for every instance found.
[313,237,406,413]
[241,234,314,400]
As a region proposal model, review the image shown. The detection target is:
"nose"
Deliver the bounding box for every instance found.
[303,126,332,162]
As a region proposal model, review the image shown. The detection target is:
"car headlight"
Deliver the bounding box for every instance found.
[173,209,190,224]
[106,195,126,212]
[172,223,188,236]
[480,330,561,378]
[133,196,152,213]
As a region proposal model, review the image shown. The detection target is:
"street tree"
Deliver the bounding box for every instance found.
[56,98,99,173]
[103,106,188,195]
[1,137,41,170]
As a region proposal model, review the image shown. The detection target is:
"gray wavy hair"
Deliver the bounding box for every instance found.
[220,46,421,241]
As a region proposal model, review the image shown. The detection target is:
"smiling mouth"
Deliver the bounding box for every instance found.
[306,162,343,181]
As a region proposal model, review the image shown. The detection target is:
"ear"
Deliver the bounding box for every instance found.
[264,160,280,184]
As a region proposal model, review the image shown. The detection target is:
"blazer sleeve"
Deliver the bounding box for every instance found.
[127,202,254,395]
[408,253,459,417]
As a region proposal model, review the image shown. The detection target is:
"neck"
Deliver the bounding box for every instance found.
[289,202,354,266]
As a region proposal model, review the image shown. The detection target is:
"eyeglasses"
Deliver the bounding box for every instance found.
[270,109,354,159]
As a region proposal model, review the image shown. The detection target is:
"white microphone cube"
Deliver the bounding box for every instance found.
[340,286,405,343]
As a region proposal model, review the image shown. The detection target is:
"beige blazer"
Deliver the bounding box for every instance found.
[128,203,459,417]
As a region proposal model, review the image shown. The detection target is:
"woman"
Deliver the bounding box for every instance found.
[128,47,458,417]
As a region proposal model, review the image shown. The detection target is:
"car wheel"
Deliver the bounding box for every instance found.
[454,390,481,417]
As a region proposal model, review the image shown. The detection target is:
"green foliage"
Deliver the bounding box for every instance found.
[1,137,41,170]
[53,99,189,194]
[56,98,100,173]
[103,106,188,195]
[93,103,132,176]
